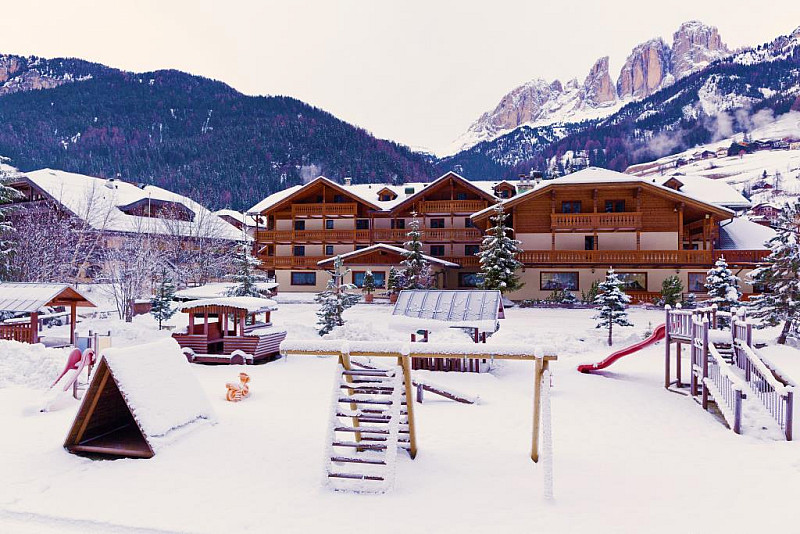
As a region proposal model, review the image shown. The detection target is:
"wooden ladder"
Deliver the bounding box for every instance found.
[325,354,416,493]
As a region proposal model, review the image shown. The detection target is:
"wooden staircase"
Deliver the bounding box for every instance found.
[325,356,416,493]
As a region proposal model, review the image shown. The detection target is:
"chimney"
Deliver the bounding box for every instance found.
[517,173,533,193]
[344,176,352,187]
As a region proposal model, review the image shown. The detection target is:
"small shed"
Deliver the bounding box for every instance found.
[0,283,96,345]
[172,297,287,364]
[64,338,215,458]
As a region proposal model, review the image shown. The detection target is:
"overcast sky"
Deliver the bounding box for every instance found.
[0,1,795,154]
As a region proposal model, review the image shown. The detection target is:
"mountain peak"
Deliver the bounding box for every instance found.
[671,20,729,78]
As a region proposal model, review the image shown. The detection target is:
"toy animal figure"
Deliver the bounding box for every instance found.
[225,373,251,402]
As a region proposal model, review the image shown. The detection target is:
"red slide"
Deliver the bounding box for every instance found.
[577,323,666,373]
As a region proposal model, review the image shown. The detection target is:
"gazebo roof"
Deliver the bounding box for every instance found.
[0,283,96,313]
[179,296,279,314]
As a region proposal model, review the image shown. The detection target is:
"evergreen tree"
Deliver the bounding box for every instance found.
[315,256,360,336]
[704,255,741,325]
[477,203,523,294]
[401,215,433,289]
[749,200,800,344]
[0,162,20,278]
[150,268,177,330]
[226,225,264,297]
[660,275,684,307]
[594,268,633,346]
[362,270,375,296]
[387,266,400,294]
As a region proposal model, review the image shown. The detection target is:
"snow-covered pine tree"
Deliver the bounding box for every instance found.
[226,225,264,297]
[0,160,20,278]
[401,215,433,289]
[594,268,633,346]
[660,275,683,307]
[150,268,177,330]
[477,202,523,294]
[704,255,740,325]
[315,256,360,336]
[749,200,800,344]
[387,266,400,294]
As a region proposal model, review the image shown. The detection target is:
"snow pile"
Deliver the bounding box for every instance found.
[0,340,69,389]
[101,338,216,449]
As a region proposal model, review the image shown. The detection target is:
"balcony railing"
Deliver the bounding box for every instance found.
[714,250,770,265]
[443,256,480,268]
[257,256,328,269]
[258,227,482,244]
[518,249,714,266]
[551,212,642,231]
[291,202,358,217]
[420,199,488,214]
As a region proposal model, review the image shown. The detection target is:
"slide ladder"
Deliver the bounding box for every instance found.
[325,363,409,493]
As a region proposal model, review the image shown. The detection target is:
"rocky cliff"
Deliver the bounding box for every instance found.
[0,55,105,96]
[616,38,672,99]
[671,21,729,79]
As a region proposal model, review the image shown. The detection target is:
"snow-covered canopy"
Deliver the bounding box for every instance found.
[101,338,215,451]
[0,283,96,313]
[174,282,279,301]
[659,174,750,209]
[718,216,776,250]
[316,243,459,268]
[19,169,241,240]
[214,209,263,228]
[179,296,279,314]
[392,290,504,332]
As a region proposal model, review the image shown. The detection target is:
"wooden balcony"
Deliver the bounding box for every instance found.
[713,250,770,265]
[423,228,482,242]
[257,229,371,243]
[550,212,642,231]
[443,256,480,268]
[291,202,358,218]
[419,199,488,214]
[257,256,327,269]
[518,249,714,266]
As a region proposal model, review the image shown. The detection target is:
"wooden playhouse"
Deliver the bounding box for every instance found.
[171,296,287,364]
[0,283,95,345]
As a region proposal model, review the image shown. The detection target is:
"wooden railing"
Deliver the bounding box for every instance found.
[714,250,770,265]
[443,256,480,267]
[257,256,327,269]
[517,249,714,266]
[291,202,358,217]
[420,200,488,214]
[257,229,371,243]
[551,212,642,231]
[0,323,33,343]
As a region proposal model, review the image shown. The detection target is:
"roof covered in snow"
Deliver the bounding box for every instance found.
[718,216,776,250]
[392,290,504,331]
[174,282,279,301]
[18,169,241,240]
[101,338,215,450]
[214,209,264,228]
[659,174,751,209]
[0,283,96,313]
[316,243,459,268]
[179,296,279,314]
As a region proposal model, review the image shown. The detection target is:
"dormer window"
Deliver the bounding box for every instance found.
[118,199,195,221]
[377,187,398,202]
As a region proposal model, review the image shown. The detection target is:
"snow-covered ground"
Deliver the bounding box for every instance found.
[1,303,798,533]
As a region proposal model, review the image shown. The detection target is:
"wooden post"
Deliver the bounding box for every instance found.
[531,357,543,462]
[30,312,38,344]
[69,303,77,345]
[733,389,742,434]
[416,383,424,403]
[340,352,362,444]
[786,390,794,441]
[399,355,418,458]
[664,307,671,388]
[690,319,698,397]
[676,343,682,388]
[701,320,709,411]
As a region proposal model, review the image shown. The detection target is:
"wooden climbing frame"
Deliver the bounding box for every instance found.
[281,341,557,462]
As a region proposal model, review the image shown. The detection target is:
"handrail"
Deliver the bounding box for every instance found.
[735,340,791,396]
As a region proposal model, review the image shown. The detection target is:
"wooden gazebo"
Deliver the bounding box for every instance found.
[0,283,96,345]
[172,297,287,364]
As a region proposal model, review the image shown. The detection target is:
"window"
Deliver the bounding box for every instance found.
[464,218,474,228]
[404,187,415,195]
[540,272,579,291]
[616,272,647,291]
[604,200,626,213]
[456,192,468,200]
[291,272,316,286]
[333,194,345,203]
[459,272,482,288]
[353,271,386,288]
[356,219,370,230]
[465,244,480,256]
[497,189,511,198]
[430,245,445,257]
[585,236,596,250]
[325,245,334,256]
[293,245,305,257]
[355,245,368,250]
[561,201,581,214]
[430,218,445,229]
[379,194,393,201]
[325,220,334,230]
[392,219,406,230]
[688,273,707,293]
[294,220,305,231]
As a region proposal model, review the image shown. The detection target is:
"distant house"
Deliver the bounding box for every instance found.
[790,140,800,151]
[715,147,729,158]
[749,203,783,226]
[214,209,263,238]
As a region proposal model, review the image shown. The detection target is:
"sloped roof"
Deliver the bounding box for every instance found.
[0,283,96,313]
[179,296,279,314]
[718,216,776,250]
[19,169,240,240]
[174,282,278,301]
[392,289,504,328]
[316,243,459,268]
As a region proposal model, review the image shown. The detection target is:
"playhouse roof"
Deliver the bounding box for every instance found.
[391,289,504,332]
[0,283,96,313]
[179,296,279,314]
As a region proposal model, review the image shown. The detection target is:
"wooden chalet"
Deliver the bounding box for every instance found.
[0,283,95,345]
[172,297,286,364]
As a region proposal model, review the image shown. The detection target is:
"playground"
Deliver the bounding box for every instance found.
[1,302,798,533]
